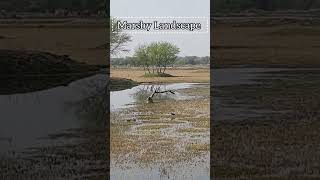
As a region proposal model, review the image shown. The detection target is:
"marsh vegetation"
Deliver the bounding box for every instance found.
[110,83,210,179]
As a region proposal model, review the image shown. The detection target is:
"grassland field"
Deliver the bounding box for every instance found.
[111,67,210,84]
[213,23,320,67]
[0,18,107,65]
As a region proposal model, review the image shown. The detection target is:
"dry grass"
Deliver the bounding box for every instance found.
[189,117,210,128]
[213,24,320,66]
[179,86,210,97]
[137,124,171,131]
[186,143,210,152]
[0,21,106,65]
[111,67,210,83]
[178,128,208,133]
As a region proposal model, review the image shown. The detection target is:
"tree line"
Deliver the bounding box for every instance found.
[3,0,319,13]
[0,0,106,12]
[213,0,320,12]
[111,56,210,67]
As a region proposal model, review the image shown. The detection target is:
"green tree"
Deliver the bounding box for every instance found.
[134,42,180,75]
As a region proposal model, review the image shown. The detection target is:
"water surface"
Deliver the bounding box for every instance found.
[0,74,107,179]
[111,83,198,111]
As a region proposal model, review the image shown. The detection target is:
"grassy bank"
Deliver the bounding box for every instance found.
[111,67,210,83]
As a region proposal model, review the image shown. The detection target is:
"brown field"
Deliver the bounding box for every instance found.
[213,24,320,66]
[0,19,106,65]
[111,67,210,83]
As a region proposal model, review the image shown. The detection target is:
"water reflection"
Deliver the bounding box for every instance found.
[111,83,198,111]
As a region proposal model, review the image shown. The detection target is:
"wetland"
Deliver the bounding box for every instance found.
[110,82,210,180]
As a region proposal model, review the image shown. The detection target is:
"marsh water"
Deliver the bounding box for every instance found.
[110,83,199,111]
[0,74,107,179]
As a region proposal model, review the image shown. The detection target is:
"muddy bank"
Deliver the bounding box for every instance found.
[0,49,104,94]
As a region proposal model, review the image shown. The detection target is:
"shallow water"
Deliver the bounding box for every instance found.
[0,74,107,179]
[110,83,198,111]
[0,74,107,153]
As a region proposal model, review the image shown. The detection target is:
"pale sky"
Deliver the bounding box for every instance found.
[111,0,210,57]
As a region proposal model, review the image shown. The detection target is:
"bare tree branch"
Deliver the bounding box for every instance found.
[147,90,175,103]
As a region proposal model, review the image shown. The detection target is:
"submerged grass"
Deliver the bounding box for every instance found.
[111,85,210,165]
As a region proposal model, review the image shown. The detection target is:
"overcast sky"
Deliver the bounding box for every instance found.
[111,0,210,57]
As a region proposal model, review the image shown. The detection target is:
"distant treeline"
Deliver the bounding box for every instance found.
[0,0,105,12]
[3,0,320,13]
[213,0,320,12]
[111,56,210,67]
